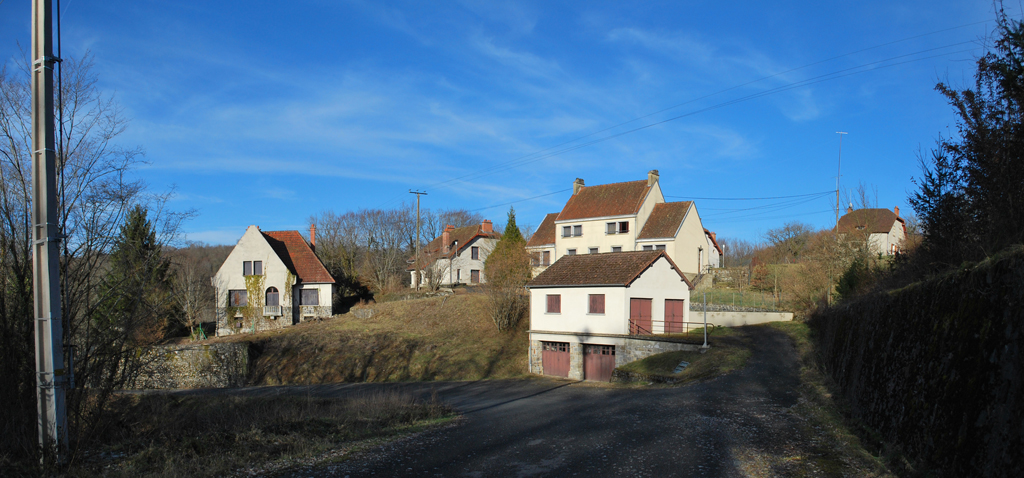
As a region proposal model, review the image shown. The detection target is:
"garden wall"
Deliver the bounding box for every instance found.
[810,246,1024,477]
[130,343,249,389]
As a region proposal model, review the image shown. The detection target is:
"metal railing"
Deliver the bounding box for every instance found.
[629,319,714,336]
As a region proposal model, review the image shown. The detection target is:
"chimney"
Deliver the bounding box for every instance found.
[573,178,585,195]
[710,231,717,243]
[894,206,900,217]
[648,169,660,187]
[442,224,454,253]
[309,224,316,251]
[481,220,493,234]
[846,203,853,214]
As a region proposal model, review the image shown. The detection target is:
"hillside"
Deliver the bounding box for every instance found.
[209,293,530,385]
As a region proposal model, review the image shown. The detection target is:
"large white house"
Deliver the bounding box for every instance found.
[215,225,335,335]
[409,220,501,288]
[526,170,718,279]
[526,250,695,381]
[837,206,907,256]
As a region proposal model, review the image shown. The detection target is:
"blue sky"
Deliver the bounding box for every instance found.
[0,0,1000,245]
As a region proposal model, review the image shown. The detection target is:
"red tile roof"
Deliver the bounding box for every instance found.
[527,250,693,289]
[262,230,335,283]
[837,208,905,235]
[408,223,501,270]
[556,180,652,221]
[704,228,723,255]
[526,213,559,248]
[637,201,691,239]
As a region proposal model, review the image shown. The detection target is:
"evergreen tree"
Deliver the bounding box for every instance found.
[484,207,530,331]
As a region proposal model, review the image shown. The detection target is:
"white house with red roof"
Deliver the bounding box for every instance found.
[526,170,718,279]
[408,220,501,288]
[215,225,335,335]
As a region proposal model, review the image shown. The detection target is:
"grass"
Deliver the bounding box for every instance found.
[697,288,783,310]
[65,391,454,478]
[616,332,752,384]
[210,293,529,385]
[765,321,900,477]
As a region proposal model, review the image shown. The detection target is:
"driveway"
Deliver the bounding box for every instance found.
[190,326,816,477]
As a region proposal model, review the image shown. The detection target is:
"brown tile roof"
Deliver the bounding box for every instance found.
[408,223,501,270]
[837,208,905,235]
[556,180,652,221]
[527,250,692,289]
[637,201,691,239]
[526,213,559,248]
[262,230,335,283]
[704,228,723,255]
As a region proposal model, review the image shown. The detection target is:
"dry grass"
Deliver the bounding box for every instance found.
[65,391,453,478]
[210,293,529,385]
[616,333,752,384]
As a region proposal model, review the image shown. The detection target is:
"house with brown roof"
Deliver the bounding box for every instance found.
[838,206,907,256]
[408,220,501,289]
[526,250,697,381]
[526,170,717,278]
[214,225,335,335]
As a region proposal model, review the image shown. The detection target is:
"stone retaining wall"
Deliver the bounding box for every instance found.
[130,342,249,389]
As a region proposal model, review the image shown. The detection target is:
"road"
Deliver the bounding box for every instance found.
[191,326,822,477]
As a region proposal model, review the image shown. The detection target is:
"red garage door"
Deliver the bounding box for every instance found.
[541,341,570,378]
[665,299,685,333]
[630,298,652,335]
[583,344,616,381]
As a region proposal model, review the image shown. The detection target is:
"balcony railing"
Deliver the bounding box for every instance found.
[263,305,281,317]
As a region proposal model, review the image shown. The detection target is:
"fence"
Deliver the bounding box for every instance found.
[691,289,783,311]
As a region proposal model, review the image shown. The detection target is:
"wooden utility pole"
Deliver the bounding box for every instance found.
[829,131,847,307]
[410,190,427,291]
[32,0,68,462]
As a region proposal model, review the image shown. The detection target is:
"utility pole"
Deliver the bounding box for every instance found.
[32,0,68,462]
[409,190,427,291]
[829,131,847,307]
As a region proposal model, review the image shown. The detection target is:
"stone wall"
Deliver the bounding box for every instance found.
[528,339,542,374]
[130,343,249,389]
[810,246,1024,477]
[616,337,702,367]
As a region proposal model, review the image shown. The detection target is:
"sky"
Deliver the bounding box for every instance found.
[0,0,1003,245]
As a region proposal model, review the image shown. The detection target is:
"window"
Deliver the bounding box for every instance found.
[562,226,572,237]
[618,221,629,233]
[567,249,577,255]
[456,269,461,281]
[300,289,319,306]
[470,269,480,283]
[612,246,622,253]
[546,294,561,313]
[642,245,653,251]
[655,245,666,251]
[589,294,605,314]
[471,246,479,260]
[589,247,599,254]
[563,225,583,237]
[229,290,247,307]
[253,261,263,275]
[531,252,541,267]
[573,225,583,236]
[265,287,279,306]
[243,261,252,276]
[542,250,550,265]
[606,222,616,234]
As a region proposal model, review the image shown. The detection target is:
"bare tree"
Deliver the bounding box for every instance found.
[168,246,215,339]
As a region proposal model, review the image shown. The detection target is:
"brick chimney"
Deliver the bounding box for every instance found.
[481,220,493,234]
[847,203,854,214]
[442,224,454,253]
[309,223,316,251]
[648,169,660,187]
[894,206,900,217]
[573,178,585,195]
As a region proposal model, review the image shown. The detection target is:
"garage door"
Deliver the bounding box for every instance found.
[541,341,570,378]
[583,344,616,382]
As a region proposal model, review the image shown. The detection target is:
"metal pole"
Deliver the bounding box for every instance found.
[32,0,68,462]
[409,190,427,291]
[702,291,708,349]
[831,132,847,307]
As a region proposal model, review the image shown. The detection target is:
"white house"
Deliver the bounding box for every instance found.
[215,225,335,336]
[837,206,907,256]
[526,250,695,381]
[409,220,501,288]
[705,228,723,268]
[526,170,719,279]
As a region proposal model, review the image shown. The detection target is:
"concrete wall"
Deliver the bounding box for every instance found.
[696,310,793,327]
[130,343,249,389]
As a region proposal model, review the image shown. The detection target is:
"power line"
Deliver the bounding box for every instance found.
[666,190,834,201]
[472,188,572,212]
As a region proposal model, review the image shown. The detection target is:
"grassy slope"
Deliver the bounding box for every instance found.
[210,294,529,385]
[616,327,751,384]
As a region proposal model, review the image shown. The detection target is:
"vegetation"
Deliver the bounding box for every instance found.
[62,392,453,478]
[616,329,751,384]
[483,207,530,331]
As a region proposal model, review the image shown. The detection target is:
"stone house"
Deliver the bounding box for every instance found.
[525,170,718,279]
[214,225,334,336]
[837,207,907,256]
[526,250,696,381]
[409,220,501,288]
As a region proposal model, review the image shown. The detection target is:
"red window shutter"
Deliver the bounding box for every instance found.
[589,294,604,314]
[547,294,561,313]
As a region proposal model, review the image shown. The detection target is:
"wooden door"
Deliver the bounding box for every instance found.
[583,344,616,381]
[541,341,570,378]
[629,298,652,335]
[665,299,685,333]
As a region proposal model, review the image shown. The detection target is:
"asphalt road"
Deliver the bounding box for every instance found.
[194,326,808,477]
